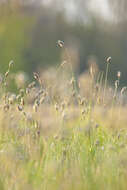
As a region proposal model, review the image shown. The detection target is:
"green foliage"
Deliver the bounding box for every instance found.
[0,11,35,73]
[0,116,127,190]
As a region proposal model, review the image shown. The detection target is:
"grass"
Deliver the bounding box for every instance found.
[0,56,127,190]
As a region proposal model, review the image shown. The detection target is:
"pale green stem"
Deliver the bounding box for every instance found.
[103,62,110,103]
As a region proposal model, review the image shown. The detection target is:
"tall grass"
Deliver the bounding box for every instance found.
[0,52,126,190]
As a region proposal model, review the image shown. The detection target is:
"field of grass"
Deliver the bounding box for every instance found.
[0,57,127,190]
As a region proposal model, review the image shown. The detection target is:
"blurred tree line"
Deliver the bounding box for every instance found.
[0,0,127,85]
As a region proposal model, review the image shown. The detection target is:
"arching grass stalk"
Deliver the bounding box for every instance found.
[56,40,76,89]
[103,57,111,103]
[64,47,78,95]
[56,40,74,78]
[56,40,78,100]
[2,60,14,104]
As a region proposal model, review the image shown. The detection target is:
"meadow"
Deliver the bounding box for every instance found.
[0,53,127,190]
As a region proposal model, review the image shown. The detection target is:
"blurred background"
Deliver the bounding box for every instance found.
[0,0,127,87]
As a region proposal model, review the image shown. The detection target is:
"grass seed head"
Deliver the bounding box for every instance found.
[9,60,14,68]
[17,105,23,111]
[106,56,112,63]
[20,97,25,106]
[121,87,127,95]
[33,104,38,112]
[33,72,40,81]
[9,94,16,104]
[57,40,64,48]
[5,70,9,78]
[61,60,67,67]
[26,88,30,94]
[40,96,45,104]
